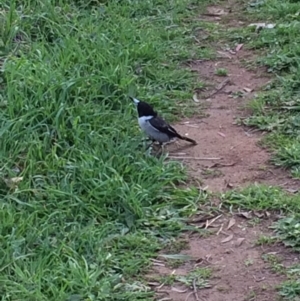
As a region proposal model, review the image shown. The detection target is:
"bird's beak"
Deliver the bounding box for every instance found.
[129,96,140,106]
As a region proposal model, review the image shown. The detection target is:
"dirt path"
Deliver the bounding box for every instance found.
[149,3,300,301]
[170,54,299,193]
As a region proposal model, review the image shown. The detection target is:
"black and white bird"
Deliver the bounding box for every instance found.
[131,96,197,149]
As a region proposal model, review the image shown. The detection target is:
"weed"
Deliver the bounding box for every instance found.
[201,168,223,179]
[262,254,285,274]
[176,267,212,289]
[244,259,254,267]
[164,238,189,254]
[157,267,212,289]
[166,258,187,268]
[255,235,277,246]
[272,215,300,252]
[215,68,228,76]
[248,217,262,226]
[244,290,256,301]
[159,274,177,286]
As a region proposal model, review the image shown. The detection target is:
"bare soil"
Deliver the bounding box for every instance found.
[152,216,290,301]
[170,58,299,193]
[149,3,300,301]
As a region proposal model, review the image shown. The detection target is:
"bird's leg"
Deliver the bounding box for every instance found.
[145,139,155,151]
[153,142,163,157]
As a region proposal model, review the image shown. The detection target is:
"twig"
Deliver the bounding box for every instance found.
[202,13,225,17]
[185,292,194,301]
[193,279,201,301]
[230,142,243,150]
[152,262,165,267]
[186,124,200,128]
[157,297,172,301]
[216,224,223,235]
[217,131,226,138]
[171,152,187,156]
[206,78,231,99]
[205,214,222,229]
[188,215,216,224]
[168,156,222,160]
[151,258,164,263]
[209,162,237,168]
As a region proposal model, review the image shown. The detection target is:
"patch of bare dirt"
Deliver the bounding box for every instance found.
[151,216,288,301]
[148,2,300,301]
[169,56,300,193]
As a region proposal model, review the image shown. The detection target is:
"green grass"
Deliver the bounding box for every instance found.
[222,184,299,212]
[215,68,228,76]
[226,0,300,177]
[0,0,214,300]
[279,264,300,300]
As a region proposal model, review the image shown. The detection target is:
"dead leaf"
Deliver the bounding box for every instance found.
[235,43,243,52]
[193,93,200,103]
[205,214,222,229]
[265,24,276,29]
[171,287,188,293]
[11,177,23,183]
[235,238,245,247]
[253,211,264,218]
[186,124,199,128]
[238,211,252,219]
[248,23,275,32]
[159,254,193,261]
[217,224,223,235]
[254,276,265,282]
[221,234,233,243]
[286,188,299,194]
[4,176,24,189]
[216,51,232,59]
[227,218,236,230]
[243,87,253,93]
[205,254,212,261]
[205,7,228,16]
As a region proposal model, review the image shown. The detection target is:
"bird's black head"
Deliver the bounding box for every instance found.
[130,97,157,117]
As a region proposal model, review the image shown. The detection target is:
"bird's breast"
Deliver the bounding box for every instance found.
[137,116,170,143]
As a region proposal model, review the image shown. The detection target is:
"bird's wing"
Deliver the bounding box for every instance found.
[149,116,181,137]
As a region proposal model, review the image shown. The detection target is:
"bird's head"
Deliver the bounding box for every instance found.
[129,96,157,117]
[130,97,140,106]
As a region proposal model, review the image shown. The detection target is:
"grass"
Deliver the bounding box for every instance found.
[226,0,300,177]
[0,0,214,300]
[222,184,299,212]
[279,265,300,300]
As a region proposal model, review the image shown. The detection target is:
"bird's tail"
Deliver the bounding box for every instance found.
[178,135,197,145]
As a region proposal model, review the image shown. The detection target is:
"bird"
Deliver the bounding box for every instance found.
[130,96,197,150]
